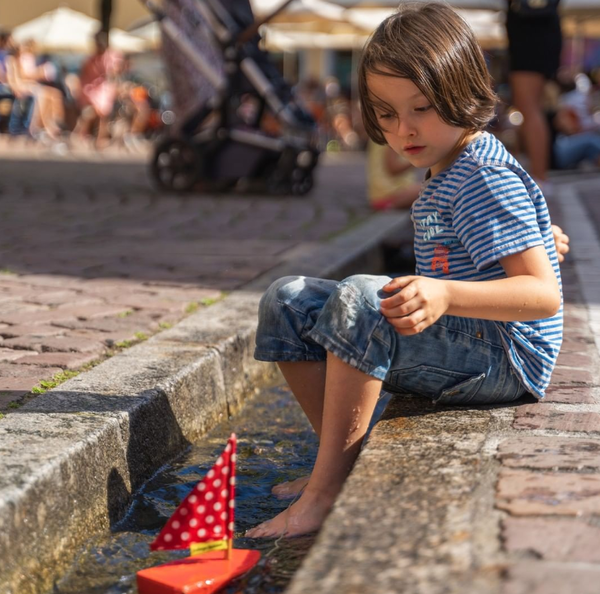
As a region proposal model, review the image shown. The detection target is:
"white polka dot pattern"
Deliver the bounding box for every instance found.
[149,434,237,551]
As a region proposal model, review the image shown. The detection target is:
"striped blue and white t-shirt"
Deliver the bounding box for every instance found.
[411,132,563,399]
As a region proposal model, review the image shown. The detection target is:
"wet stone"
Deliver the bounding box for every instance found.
[498,436,600,470]
[496,469,600,515]
[502,517,600,562]
[513,405,600,433]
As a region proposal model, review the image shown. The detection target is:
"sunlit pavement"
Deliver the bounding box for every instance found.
[0,141,371,406]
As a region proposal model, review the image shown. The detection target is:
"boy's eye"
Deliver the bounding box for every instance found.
[376,112,395,120]
[415,105,432,113]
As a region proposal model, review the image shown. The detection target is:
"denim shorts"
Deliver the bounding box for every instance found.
[255,275,528,406]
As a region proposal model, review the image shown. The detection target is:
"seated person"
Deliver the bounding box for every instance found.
[550,104,600,170]
[367,140,422,210]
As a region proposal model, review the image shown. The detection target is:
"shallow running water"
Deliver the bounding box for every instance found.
[50,382,319,594]
[50,382,390,594]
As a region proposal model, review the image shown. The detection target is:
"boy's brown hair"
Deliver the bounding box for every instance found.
[359,2,498,145]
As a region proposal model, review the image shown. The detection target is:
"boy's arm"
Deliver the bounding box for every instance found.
[380,245,561,336]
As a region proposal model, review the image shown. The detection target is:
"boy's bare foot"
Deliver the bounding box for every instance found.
[245,490,333,538]
[271,475,310,499]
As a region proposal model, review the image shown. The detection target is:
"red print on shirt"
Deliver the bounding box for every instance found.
[431,244,450,274]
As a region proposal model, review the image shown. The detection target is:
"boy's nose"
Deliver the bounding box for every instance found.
[395,118,416,138]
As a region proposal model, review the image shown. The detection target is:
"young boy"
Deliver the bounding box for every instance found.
[246,3,563,539]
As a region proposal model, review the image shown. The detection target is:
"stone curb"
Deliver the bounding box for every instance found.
[0,209,408,594]
[285,179,600,594]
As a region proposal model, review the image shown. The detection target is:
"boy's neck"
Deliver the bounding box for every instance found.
[430,130,483,178]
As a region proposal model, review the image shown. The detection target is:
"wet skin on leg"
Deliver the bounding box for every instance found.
[247,352,382,538]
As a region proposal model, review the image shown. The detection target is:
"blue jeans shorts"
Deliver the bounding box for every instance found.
[255,275,528,406]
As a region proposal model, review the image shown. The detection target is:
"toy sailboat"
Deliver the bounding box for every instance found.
[137,433,261,594]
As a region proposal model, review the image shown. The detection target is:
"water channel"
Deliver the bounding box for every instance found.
[49,379,391,594]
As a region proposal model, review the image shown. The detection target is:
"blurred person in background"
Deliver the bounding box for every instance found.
[549,101,600,170]
[558,71,599,133]
[5,42,36,137]
[367,141,421,211]
[20,41,66,142]
[505,0,562,193]
[0,30,14,132]
[0,30,13,97]
[74,30,122,148]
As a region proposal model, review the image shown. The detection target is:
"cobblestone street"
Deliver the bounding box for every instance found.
[0,144,372,404]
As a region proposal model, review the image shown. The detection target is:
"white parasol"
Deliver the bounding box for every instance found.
[11,6,148,54]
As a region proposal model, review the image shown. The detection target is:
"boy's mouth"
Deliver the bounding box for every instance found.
[404,145,425,155]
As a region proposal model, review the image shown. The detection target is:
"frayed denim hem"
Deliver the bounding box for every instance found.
[307,327,387,382]
[254,350,327,363]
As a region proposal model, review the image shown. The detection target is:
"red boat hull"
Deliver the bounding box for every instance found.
[136,548,261,594]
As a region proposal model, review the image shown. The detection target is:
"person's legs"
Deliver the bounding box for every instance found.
[8,95,34,136]
[509,71,549,182]
[246,352,382,537]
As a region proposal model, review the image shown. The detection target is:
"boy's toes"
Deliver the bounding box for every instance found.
[245,520,285,539]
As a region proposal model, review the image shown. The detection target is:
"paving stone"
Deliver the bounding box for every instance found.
[0,310,78,326]
[496,469,600,515]
[95,295,189,312]
[502,517,600,562]
[514,404,600,433]
[502,562,600,594]
[0,348,36,362]
[22,291,93,307]
[51,310,167,332]
[549,366,595,385]
[0,324,67,338]
[498,436,600,470]
[544,385,598,404]
[2,335,104,354]
[555,351,596,369]
[0,363,63,378]
[15,352,100,369]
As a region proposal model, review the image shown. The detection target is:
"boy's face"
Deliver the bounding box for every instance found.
[367,72,467,177]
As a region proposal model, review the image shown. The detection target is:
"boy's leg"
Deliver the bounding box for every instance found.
[278,360,326,437]
[271,360,325,498]
[246,352,381,538]
[254,276,337,497]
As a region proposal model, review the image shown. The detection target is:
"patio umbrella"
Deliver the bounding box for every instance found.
[11,6,148,53]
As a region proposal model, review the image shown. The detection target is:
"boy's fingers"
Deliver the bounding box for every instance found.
[381,295,420,318]
[382,275,416,292]
[387,309,425,333]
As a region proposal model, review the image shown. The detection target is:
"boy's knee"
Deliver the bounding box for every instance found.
[335,274,391,309]
[259,276,305,316]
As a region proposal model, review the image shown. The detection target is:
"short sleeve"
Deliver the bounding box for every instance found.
[452,166,544,271]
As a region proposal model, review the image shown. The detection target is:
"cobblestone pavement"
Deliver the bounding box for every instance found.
[496,176,600,594]
[0,141,372,406]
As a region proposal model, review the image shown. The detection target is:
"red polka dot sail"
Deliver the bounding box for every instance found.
[150,434,237,552]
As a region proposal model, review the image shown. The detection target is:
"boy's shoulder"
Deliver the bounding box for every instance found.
[442,132,533,195]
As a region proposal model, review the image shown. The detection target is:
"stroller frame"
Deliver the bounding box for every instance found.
[141,0,320,195]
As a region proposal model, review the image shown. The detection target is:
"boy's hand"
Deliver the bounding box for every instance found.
[380,276,449,335]
[551,224,569,263]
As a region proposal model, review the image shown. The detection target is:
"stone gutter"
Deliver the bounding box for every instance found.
[0,210,408,594]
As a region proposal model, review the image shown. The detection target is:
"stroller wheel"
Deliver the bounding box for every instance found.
[290,170,314,196]
[151,139,200,192]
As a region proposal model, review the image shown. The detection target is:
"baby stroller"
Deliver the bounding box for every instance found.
[140,0,320,195]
